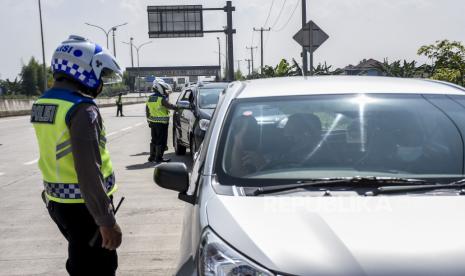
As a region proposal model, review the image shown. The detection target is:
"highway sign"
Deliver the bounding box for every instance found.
[293,20,329,53]
[147,5,204,38]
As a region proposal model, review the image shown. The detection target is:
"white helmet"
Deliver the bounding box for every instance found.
[51,35,123,91]
[152,78,172,95]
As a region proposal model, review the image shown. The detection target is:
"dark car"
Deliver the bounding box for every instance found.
[172,82,229,156]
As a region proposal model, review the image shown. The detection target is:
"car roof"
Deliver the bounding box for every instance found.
[197,82,229,89]
[236,76,465,98]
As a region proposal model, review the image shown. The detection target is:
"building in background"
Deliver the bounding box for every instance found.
[343,59,384,76]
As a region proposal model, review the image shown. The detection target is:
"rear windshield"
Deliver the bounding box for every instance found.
[216,94,465,186]
[198,88,224,109]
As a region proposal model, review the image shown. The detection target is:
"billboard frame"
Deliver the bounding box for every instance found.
[147,5,204,38]
[146,1,236,81]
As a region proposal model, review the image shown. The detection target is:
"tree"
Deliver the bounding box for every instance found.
[235,70,245,80]
[313,62,333,76]
[123,71,135,92]
[20,58,40,96]
[0,78,22,95]
[431,68,461,83]
[418,40,465,85]
[376,59,419,78]
[289,58,302,76]
[260,65,275,78]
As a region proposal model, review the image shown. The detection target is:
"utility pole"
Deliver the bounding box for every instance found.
[38,0,47,91]
[246,46,257,73]
[301,0,308,76]
[253,27,271,73]
[129,37,134,67]
[245,59,251,76]
[235,59,242,73]
[112,28,117,57]
[225,1,235,81]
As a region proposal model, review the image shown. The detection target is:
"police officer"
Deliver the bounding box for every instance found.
[116,92,124,117]
[31,35,122,276]
[146,79,177,162]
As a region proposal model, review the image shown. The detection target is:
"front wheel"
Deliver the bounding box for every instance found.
[173,128,186,155]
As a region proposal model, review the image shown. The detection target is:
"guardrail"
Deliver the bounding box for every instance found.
[0,97,148,118]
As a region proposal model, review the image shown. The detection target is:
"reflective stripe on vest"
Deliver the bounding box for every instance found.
[146,95,169,124]
[31,88,116,204]
[44,173,117,203]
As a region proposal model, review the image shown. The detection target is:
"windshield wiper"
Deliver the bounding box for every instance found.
[372,179,465,196]
[251,177,427,196]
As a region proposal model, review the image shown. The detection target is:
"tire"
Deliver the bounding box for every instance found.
[173,128,186,155]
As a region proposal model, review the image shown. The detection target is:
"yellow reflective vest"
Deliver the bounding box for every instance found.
[31,88,116,203]
[146,93,169,124]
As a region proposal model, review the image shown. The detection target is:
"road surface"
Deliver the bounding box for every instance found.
[0,96,189,275]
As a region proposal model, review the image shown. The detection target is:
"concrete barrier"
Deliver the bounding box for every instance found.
[0,97,148,118]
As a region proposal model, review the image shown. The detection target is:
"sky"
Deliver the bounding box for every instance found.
[1,0,465,80]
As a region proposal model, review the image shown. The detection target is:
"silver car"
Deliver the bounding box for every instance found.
[155,76,465,276]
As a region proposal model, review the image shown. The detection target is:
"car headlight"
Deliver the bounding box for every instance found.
[199,119,210,131]
[199,228,274,276]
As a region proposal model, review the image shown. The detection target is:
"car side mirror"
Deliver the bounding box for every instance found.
[153,163,195,204]
[177,100,191,109]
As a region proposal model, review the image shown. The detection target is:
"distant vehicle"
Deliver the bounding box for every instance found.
[174,76,189,91]
[172,82,228,156]
[198,75,216,82]
[155,76,465,275]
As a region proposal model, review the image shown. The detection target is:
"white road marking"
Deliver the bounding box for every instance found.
[0,117,28,124]
[135,122,144,127]
[24,158,39,165]
[106,124,140,138]
[0,172,4,176]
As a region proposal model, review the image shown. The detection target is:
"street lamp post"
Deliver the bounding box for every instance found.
[216,37,221,80]
[122,40,153,96]
[130,37,134,67]
[85,22,128,56]
[38,0,47,91]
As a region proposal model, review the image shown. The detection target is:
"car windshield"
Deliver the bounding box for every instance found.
[198,88,223,109]
[216,93,465,186]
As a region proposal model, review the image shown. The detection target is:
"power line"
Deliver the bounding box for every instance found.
[272,0,300,32]
[263,0,276,27]
[269,0,287,29]
[263,0,299,56]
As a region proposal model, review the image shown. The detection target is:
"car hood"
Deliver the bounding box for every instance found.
[206,194,465,275]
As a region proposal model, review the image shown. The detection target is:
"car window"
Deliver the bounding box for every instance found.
[216,94,465,185]
[198,88,224,109]
[181,90,192,101]
[176,90,186,103]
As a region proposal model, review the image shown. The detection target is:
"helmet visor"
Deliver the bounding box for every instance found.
[101,68,123,85]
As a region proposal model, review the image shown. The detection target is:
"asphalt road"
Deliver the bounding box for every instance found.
[0,95,190,275]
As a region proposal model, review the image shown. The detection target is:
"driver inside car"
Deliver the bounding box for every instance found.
[279,113,326,165]
[228,114,266,177]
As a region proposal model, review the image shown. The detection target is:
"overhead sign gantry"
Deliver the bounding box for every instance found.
[147,2,236,81]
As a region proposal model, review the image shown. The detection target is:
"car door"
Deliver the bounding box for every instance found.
[180,89,194,144]
[173,90,186,141]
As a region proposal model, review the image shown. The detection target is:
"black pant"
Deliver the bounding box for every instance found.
[116,104,123,116]
[150,122,168,147]
[47,201,118,276]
